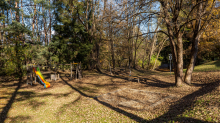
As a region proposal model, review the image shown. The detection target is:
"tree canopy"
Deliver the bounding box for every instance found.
[0,0,220,85]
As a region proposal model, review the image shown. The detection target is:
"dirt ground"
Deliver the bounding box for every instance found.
[0,69,219,122]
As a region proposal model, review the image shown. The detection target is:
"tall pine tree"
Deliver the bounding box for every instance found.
[49,0,93,66]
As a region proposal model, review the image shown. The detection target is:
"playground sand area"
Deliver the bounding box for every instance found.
[0,70,219,122]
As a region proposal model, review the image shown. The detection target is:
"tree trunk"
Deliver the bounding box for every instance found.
[110,38,115,69]
[176,35,184,86]
[42,5,47,45]
[184,35,201,84]
[91,0,95,37]
[96,38,101,72]
[36,8,39,42]
[0,23,2,45]
[0,9,2,42]
[152,38,167,70]
[15,1,23,79]
[169,33,183,87]
[21,0,24,45]
[133,17,141,68]
[49,0,51,44]
[160,0,183,87]
[184,0,204,85]
[142,38,148,69]
[109,5,115,69]
[9,0,13,21]
[95,2,101,72]
[85,0,89,30]
[148,25,158,69]
[21,0,24,25]
[6,7,8,45]
[1,7,5,45]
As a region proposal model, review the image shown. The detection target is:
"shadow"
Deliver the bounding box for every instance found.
[0,76,16,82]
[60,71,219,122]
[149,117,210,123]
[64,74,74,80]
[93,97,146,122]
[8,115,31,122]
[0,79,17,84]
[1,82,22,87]
[14,91,35,101]
[14,91,75,102]
[148,81,219,123]
[214,60,220,67]
[133,69,158,75]
[140,77,175,88]
[0,79,22,123]
[56,95,81,116]
[60,76,92,98]
[100,72,175,88]
[28,100,46,110]
[59,76,146,122]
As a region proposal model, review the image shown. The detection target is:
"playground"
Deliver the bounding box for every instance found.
[0,66,219,122]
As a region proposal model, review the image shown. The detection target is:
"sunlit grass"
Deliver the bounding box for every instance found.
[184,60,220,72]
[1,68,219,122]
[180,90,220,122]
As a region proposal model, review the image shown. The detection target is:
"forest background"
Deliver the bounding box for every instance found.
[0,0,220,86]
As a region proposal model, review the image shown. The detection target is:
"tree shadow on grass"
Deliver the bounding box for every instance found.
[59,76,147,122]
[0,76,17,84]
[56,95,81,117]
[60,74,219,123]
[147,81,219,123]
[0,78,22,123]
[100,72,175,88]
[0,78,79,123]
[7,115,31,122]
[214,60,220,67]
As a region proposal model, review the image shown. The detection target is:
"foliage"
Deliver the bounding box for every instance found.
[2,22,32,77]
[49,0,93,66]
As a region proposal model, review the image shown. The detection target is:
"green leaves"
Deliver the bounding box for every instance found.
[49,0,93,65]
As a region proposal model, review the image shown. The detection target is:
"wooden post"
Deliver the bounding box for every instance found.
[71,62,72,78]
[109,61,112,75]
[80,61,82,78]
[26,64,28,85]
[31,65,33,85]
[76,63,78,80]
[55,64,57,81]
[34,74,36,83]
[78,61,81,79]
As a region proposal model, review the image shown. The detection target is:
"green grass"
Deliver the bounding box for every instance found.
[1,69,219,122]
[180,89,220,123]
[184,60,220,72]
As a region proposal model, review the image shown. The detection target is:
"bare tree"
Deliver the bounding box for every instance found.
[159,0,217,86]
[152,37,168,70]
[148,24,158,69]
[184,0,216,84]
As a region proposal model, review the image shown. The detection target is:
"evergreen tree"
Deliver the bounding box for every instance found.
[49,0,93,66]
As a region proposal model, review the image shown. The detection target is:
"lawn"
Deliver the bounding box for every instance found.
[184,60,220,72]
[0,68,219,123]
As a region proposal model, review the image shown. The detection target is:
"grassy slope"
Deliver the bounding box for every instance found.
[184,60,220,72]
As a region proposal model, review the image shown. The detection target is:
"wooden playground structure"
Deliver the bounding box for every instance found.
[26,62,82,86]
